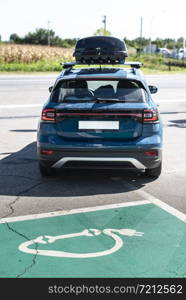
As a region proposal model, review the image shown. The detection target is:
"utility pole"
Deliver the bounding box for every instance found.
[183,37,185,49]
[102,16,106,35]
[139,17,143,55]
[47,20,51,46]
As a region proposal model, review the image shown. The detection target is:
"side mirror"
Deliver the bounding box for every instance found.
[149,85,158,94]
[49,86,53,93]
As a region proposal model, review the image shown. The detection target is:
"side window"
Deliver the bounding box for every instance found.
[50,81,67,102]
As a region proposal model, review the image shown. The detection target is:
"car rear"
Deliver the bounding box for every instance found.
[37,72,162,177]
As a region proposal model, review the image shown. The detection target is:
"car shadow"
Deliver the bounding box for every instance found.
[168,119,186,128]
[0,142,156,198]
[160,111,186,115]
[10,130,37,133]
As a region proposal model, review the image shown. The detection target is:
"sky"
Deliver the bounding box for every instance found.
[0,0,186,41]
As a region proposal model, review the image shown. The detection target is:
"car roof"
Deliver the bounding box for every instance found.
[56,67,146,84]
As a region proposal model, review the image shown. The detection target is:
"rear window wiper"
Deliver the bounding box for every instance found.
[93,98,125,103]
[62,100,89,103]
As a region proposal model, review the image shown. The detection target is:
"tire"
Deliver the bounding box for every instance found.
[39,163,55,177]
[145,162,162,178]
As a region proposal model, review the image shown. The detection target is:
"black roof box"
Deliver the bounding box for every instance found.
[73,36,128,64]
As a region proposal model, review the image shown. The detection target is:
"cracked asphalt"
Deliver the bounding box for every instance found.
[0,74,186,278]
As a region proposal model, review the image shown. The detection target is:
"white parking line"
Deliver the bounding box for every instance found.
[0,87,47,91]
[119,179,186,223]
[0,78,55,82]
[0,200,150,223]
[0,88,17,91]
[156,99,186,103]
[137,191,186,222]
[0,104,42,109]
[0,187,186,224]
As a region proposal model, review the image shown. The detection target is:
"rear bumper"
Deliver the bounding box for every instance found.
[38,147,162,170]
[52,157,146,169]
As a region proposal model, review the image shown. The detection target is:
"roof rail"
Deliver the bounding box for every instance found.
[62,61,143,69]
[122,62,143,69]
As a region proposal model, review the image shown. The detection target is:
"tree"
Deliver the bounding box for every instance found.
[8,29,77,47]
[9,33,22,43]
[59,38,78,48]
[163,38,176,49]
[124,37,134,48]
[94,28,112,36]
[23,28,55,45]
[176,37,184,49]
[153,38,164,48]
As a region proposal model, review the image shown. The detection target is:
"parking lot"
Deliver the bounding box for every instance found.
[0,74,186,277]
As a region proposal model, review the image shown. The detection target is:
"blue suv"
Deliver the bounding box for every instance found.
[37,37,163,178]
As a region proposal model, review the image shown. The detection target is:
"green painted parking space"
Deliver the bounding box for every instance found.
[0,201,186,278]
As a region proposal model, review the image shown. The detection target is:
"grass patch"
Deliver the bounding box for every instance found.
[128,54,186,73]
[0,60,64,72]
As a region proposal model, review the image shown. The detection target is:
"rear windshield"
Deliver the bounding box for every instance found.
[50,79,148,103]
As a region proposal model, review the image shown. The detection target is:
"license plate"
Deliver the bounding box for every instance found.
[78,121,119,130]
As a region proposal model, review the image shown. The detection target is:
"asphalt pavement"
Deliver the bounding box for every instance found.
[0,74,186,218]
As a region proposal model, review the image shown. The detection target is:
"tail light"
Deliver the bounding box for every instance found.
[55,112,142,118]
[40,149,54,155]
[41,109,56,122]
[143,109,159,123]
[145,150,158,157]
